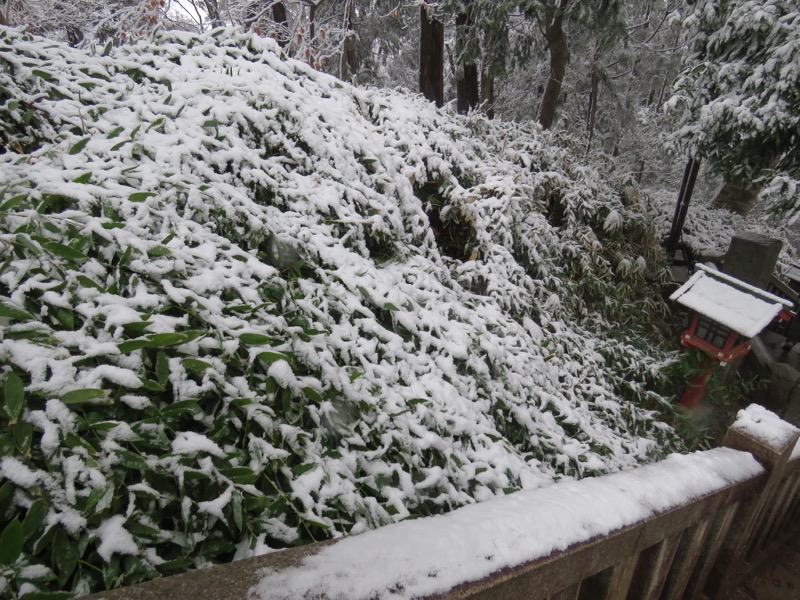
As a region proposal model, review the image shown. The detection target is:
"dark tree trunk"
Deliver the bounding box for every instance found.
[585,61,599,151]
[538,1,570,129]
[419,6,445,107]
[481,69,495,119]
[340,0,358,82]
[309,3,316,43]
[272,3,289,48]
[455,0,480,115]
[203,0,223,27]
[712,181,760,216]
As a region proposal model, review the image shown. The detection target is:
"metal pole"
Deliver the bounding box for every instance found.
[666,156,701,258]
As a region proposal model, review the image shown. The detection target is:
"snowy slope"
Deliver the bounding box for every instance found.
[0,27,683,596]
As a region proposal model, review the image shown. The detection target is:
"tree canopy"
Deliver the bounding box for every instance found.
[667,0,800,221]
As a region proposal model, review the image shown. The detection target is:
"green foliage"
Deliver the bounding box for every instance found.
[668,0,800,221]
[0,26,686,597]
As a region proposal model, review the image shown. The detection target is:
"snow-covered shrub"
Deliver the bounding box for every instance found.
[643,188,797,272]
[0,27,684,596]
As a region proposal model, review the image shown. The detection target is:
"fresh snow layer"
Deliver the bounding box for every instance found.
[670,267,787,337]
[733,404,800,452]
[252,448,762,600]
[0,26,687,595]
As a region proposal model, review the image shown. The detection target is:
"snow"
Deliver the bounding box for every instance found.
[0,25,694,595]
[670,265,790,337]
[0,457,42,488]
[251,448,763,600]
[171,432,225,458]
[733,404,800,452]
[93,515,139,562]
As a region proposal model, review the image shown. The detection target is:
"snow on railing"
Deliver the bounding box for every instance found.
[87,404,800,600]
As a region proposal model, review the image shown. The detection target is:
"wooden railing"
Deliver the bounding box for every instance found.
[88,408,800,600]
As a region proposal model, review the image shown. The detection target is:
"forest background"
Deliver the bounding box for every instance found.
[2,0,798,222]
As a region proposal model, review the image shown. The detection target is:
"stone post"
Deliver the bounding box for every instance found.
[707,405,800,599]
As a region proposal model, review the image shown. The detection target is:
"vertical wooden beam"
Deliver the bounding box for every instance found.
[661,517,712,600]
[604,554,639,600]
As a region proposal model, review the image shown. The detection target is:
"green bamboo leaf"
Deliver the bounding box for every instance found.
[156,351,169,384]
[43,241,88,262]
[291,463,316,476]
[69,137,90,155]
[61,388,106,404]
[303,387,322,403]
[4,372,25,420]
[101,221,125,229]
[239,333,273,345]
[118,245,133,267]
[128,192,155,203]
[102,39,113,56]
[147,245,171,258]
[15,233,41,255]
[257,351,290,364]
[160,400,201,418]
[182,357,213,372]
[76,275,103,291]
[53,527,79,586]
[146,333,188,347]
[14,421,32,453]
[22,498,47,542]
[72,172,92,184]
[0,194,26,211]
[232,492,243,531]
[0,516,23,565]
[31,69,55,81]
[117,339,152,354]
[121,320,152,336]
[0,301,32,322]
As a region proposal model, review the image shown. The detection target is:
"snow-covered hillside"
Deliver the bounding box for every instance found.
[0,27,684,596]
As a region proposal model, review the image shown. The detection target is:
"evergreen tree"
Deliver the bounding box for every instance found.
[667,0,800,221]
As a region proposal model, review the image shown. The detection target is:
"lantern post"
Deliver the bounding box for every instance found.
[670,265,793,408]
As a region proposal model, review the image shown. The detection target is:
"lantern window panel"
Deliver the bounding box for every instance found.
[695,315,733,349]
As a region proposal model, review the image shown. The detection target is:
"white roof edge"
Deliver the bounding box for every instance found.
[669,270,705,303]
[695,264,793,308]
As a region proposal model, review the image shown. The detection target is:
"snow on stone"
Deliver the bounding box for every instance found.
[670,265,790,337]
[733,404,800,452]
[252,448,763,600]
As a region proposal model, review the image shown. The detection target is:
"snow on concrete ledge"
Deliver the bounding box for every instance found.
[251,448,763,600]
[733,404,800,453]
[669,264,790,338]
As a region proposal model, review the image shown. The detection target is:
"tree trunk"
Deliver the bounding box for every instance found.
[585,60,599,151]
[272,3,289,48]
[203,0,223,27]
[481,69,495,119]
[455,0,480,115]
[419,6,445,107]
[340,0,358,82]
[712,181,760,216]
[538,0,570,129]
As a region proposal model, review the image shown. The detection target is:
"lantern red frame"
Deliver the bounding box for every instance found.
[679,312,752,365]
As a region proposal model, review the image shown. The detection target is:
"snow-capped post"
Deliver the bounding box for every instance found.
[706,405,800,598]
[670,266,792,408]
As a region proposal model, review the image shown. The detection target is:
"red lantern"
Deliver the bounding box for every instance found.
[670,265,792,408]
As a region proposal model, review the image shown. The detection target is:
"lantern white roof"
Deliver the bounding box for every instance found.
[669,265,792,338]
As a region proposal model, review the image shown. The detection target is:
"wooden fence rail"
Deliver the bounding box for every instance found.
[90,407,800,600]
